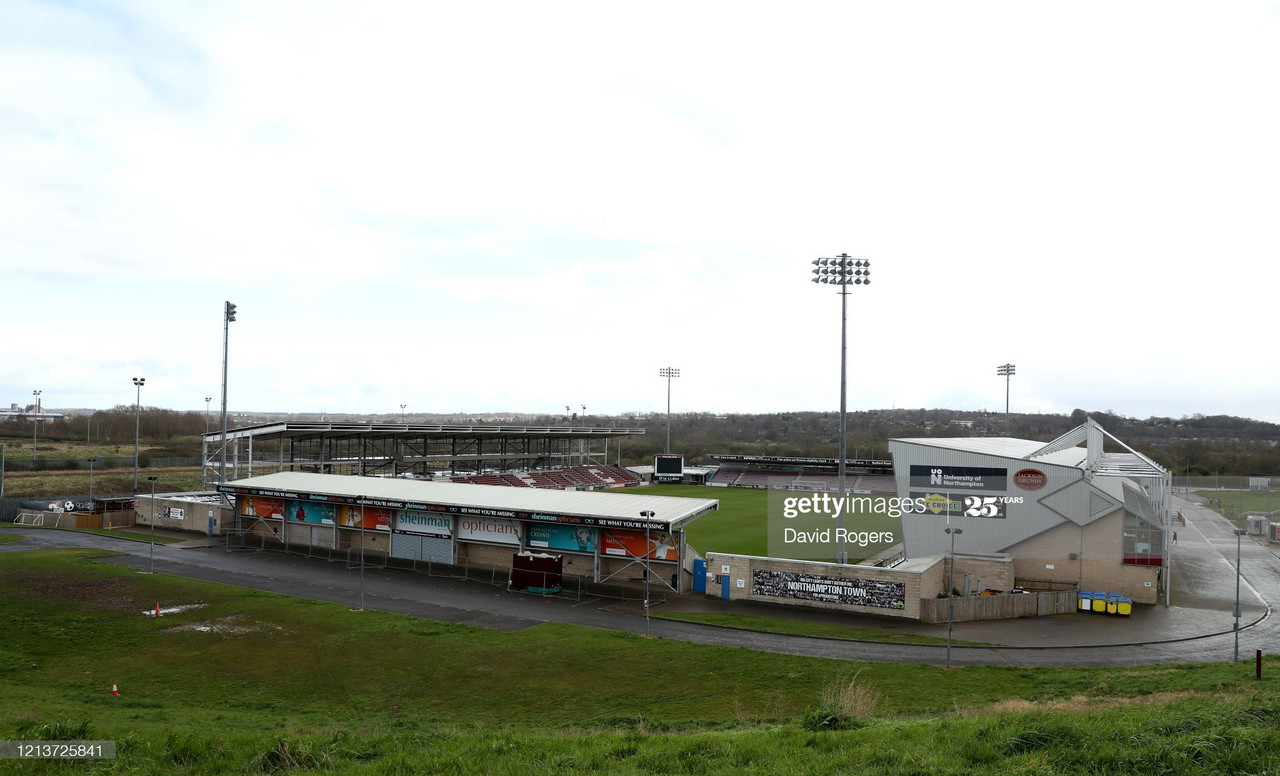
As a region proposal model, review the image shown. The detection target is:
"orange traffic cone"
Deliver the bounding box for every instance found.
[155,602,161,617]
[111,682,119,697]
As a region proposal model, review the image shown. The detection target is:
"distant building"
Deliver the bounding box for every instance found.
[1,403,65,420]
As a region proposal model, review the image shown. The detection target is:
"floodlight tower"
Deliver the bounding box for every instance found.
[659,368,680,454]
[220,301,237,484]
[811,254,871,564]
[132,378,145,491]
[997,364,1015,436]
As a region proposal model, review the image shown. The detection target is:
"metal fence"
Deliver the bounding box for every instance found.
[1,456,203,472]
[1176,476,1273,492]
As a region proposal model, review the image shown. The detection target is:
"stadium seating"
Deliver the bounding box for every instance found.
[712,466,744,485]
[440,465,640,490]
[734,470,799,488]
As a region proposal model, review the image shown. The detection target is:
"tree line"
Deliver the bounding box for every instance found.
[6,406,1278,477]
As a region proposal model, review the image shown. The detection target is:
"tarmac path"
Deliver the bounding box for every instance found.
[3,495,1276,668]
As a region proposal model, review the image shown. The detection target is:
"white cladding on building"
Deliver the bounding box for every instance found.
[889,418,1171,604]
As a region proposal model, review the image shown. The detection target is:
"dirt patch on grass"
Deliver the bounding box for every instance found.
[0,569,141,611]
[161,614,277,635]
[984,690,1206,715]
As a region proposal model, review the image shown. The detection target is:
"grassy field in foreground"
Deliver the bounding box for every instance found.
[2,546,1278,774]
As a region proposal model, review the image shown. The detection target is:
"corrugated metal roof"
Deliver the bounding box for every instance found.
[889,436,1088,468]
[220,472,717,529]
[204,421,645,443]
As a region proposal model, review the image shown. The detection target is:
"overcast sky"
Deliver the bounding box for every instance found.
[4,1,1278,423]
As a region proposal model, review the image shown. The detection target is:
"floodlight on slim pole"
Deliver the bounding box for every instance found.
[811,254,871,564]
[32,389,41,460]
[220,301,236,484]
[132,377,145,491]
[996,364,1015,436]
[659,368,680,454]
[147,475,158,573]
[945,526,962,668]
[359,500,367,610]
[204,397,212,434]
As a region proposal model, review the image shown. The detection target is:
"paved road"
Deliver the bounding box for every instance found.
[3,496,1275,668]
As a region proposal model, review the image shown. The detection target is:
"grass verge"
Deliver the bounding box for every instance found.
[2,547,1277,774]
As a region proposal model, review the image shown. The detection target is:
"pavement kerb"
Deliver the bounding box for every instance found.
[646,605,1271,652]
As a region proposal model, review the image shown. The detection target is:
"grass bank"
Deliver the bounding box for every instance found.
[2,547,1276,774]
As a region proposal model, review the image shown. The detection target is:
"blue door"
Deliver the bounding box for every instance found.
[693,559,707,593]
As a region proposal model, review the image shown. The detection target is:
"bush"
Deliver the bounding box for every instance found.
[798,671,880,731]
[800,706,861,732]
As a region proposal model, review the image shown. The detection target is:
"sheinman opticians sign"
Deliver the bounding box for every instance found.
[909,465,1007,491]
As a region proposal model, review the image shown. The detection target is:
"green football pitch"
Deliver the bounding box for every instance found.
[612,484,903,563]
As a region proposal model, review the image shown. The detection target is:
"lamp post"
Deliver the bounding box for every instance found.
[640,510,655,637]
[400,404,406,423]
[220,301,236,484]
[659,368,680,454]
[359,499,366,610]
[32,389,41,460]
[945,526,963,668]
[996,364,1015,436]
[811,254,871,564]
[204,397,212,434]
[132,377,145,491]
[147,475,158,573]
[1234,528,1246,662]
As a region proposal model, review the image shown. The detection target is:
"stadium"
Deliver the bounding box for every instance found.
[172,415,1173,621]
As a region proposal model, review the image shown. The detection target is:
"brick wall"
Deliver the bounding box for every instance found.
[1006,510,1159,604]
[942,554,1015,594]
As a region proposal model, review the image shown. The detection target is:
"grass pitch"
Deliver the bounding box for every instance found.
[610,484,902,563]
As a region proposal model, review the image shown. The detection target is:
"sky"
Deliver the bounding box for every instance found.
[3,1,1279,423]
